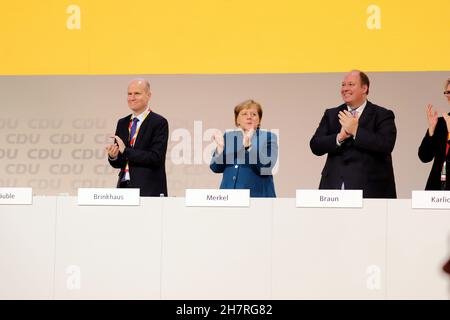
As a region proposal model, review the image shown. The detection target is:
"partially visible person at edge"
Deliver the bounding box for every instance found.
[418,78,450,190]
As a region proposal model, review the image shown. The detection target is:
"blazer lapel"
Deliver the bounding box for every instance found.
[357,101,374,128]
[120,115,132,148]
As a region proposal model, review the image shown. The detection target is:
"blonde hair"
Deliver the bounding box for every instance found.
[445,78,450,90]
[234,99,263,127]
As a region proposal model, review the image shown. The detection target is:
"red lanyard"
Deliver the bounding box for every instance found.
[446,133,450,157]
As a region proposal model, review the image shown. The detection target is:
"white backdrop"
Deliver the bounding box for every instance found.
[0,72,448,197]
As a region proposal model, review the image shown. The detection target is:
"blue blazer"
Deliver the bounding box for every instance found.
[210,129,277,198]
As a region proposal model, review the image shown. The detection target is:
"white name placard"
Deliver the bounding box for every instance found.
[185,189,250,207]
[77,188,140,206]
[0,188,32,205]
[296,189,363,208]
[412,190,450,209]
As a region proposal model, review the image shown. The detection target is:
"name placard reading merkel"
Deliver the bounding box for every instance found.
[412,191,450,209]
[185,189,250,207]
[0,188,32,205]
[77,188,140,206]
[296,189,363,208]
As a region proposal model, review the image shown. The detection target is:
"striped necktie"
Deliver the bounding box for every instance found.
[129,117,139,146]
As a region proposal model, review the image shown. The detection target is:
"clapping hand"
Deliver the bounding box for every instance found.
[212,130,224,154]
[243,128,254,148]
[338,110,359,136]
[112,135,126,153]
[426,104,439,136]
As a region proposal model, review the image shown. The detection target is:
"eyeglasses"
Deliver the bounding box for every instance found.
[444,91,450,95]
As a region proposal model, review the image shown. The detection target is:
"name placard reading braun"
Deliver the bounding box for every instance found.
[296,189,363,208]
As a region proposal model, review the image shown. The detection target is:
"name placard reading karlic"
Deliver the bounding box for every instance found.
[185,189,250,207]
[0,188,32,205]
[77,188,140,206]
[296,189,363,208]
[412,190,450,209]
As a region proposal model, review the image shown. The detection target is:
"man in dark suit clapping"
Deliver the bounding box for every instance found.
[106,79,168,196]
[310,70,397,198]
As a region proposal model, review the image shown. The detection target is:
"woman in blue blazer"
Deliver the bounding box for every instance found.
[210,99,278,197]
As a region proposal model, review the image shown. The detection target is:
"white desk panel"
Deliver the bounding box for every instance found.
[272,199,387,299]
[161,197,272,299]
[53,197,163,299]
[2,197,450,299]
[0,196,56,299]
[386,199,450,299]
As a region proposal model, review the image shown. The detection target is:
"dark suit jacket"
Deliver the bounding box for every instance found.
[108,111,168,197]
[418,116,450,190]
[210,129,277,198]
[310,101,397,198]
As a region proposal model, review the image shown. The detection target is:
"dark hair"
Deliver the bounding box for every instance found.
[357,70,370,95]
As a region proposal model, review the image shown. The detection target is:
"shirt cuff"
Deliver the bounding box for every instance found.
[336,134,342,146]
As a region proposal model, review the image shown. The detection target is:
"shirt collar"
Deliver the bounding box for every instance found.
[347,100,367,114]
[131,107,151,122]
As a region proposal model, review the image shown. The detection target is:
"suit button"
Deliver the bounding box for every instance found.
[232,176,236,180]
[235,165,238,168]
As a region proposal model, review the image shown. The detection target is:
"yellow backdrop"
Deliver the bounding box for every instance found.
[1,0,449,75]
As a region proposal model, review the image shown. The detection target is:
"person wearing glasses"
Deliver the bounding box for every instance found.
[418,79,450,190]
[210,99,278,197]
[310,70,397,198]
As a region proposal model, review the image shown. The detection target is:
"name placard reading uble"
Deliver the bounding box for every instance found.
[412,190,450,209]
[0,188,32,205]
[185,189,250,207]
[296,189,363,208]
[77,188,140,206]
